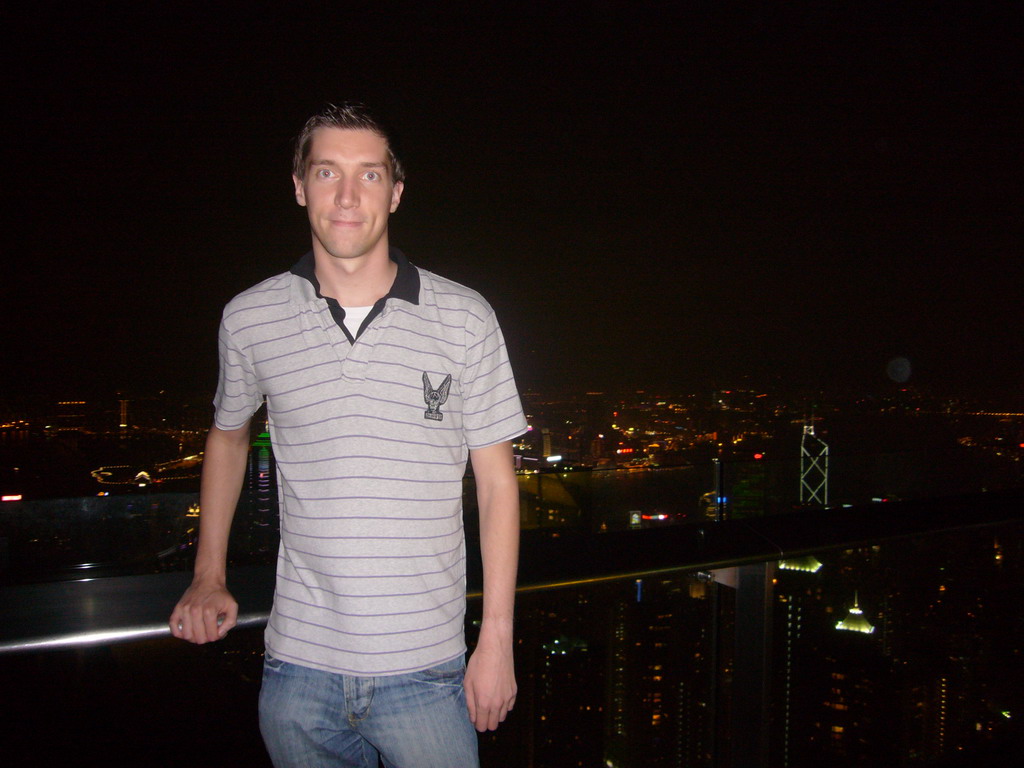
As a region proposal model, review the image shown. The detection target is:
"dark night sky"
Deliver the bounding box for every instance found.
[3,5,1021,406]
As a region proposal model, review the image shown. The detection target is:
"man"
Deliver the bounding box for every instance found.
[170,103,526,767]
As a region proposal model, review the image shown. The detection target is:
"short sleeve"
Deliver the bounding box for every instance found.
[212,319,264,430]
[461,309,527,449]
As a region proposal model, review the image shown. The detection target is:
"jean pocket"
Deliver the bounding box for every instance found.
[263,649,289,672]
[412,656,466,686]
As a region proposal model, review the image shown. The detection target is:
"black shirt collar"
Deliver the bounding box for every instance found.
[289,247,420,306]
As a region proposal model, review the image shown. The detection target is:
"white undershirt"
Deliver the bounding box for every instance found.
[342,305,373,338]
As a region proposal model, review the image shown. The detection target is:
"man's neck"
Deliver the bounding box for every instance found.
[314,247,396,306]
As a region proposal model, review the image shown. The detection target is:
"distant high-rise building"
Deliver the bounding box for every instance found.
[604,576,712,767]
[773,556,823,767]
[232,427,279,557]
[53,400,89,432]
[775,550,899,766]
[799,423,829,506]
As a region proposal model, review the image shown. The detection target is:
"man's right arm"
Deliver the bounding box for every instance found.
[169,421,251,644]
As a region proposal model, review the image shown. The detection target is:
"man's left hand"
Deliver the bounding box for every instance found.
[464,639,516,732]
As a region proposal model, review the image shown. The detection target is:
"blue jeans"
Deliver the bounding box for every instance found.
[258,653,479,768]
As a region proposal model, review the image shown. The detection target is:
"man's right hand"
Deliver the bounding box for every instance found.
[170,422,250,645]
[169,577,238,644]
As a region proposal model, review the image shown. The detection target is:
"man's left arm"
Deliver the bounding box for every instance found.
[464,439,520,732]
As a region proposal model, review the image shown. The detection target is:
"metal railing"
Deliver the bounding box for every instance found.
[1,461,1021,766]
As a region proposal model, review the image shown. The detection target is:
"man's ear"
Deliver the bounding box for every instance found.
[293,174,307,207]
[390,180,404,213]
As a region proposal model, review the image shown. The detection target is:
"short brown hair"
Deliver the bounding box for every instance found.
[292,103,405,183]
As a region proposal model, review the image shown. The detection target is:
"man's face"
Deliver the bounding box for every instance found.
[293,127,404,264]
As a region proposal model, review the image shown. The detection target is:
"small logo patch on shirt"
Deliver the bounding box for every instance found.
[422,372,452,421]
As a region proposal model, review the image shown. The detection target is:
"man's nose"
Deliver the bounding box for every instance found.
[335,178,359,208]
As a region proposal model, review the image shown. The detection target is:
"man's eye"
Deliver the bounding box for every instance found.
[316,168,333,178]
[363,171,381,182]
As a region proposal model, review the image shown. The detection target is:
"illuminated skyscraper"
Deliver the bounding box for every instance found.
[799,422,828,506]
[604,576,712,767]
[773,556,823,767]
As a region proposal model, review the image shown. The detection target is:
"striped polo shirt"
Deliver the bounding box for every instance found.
[213,249,527,675]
